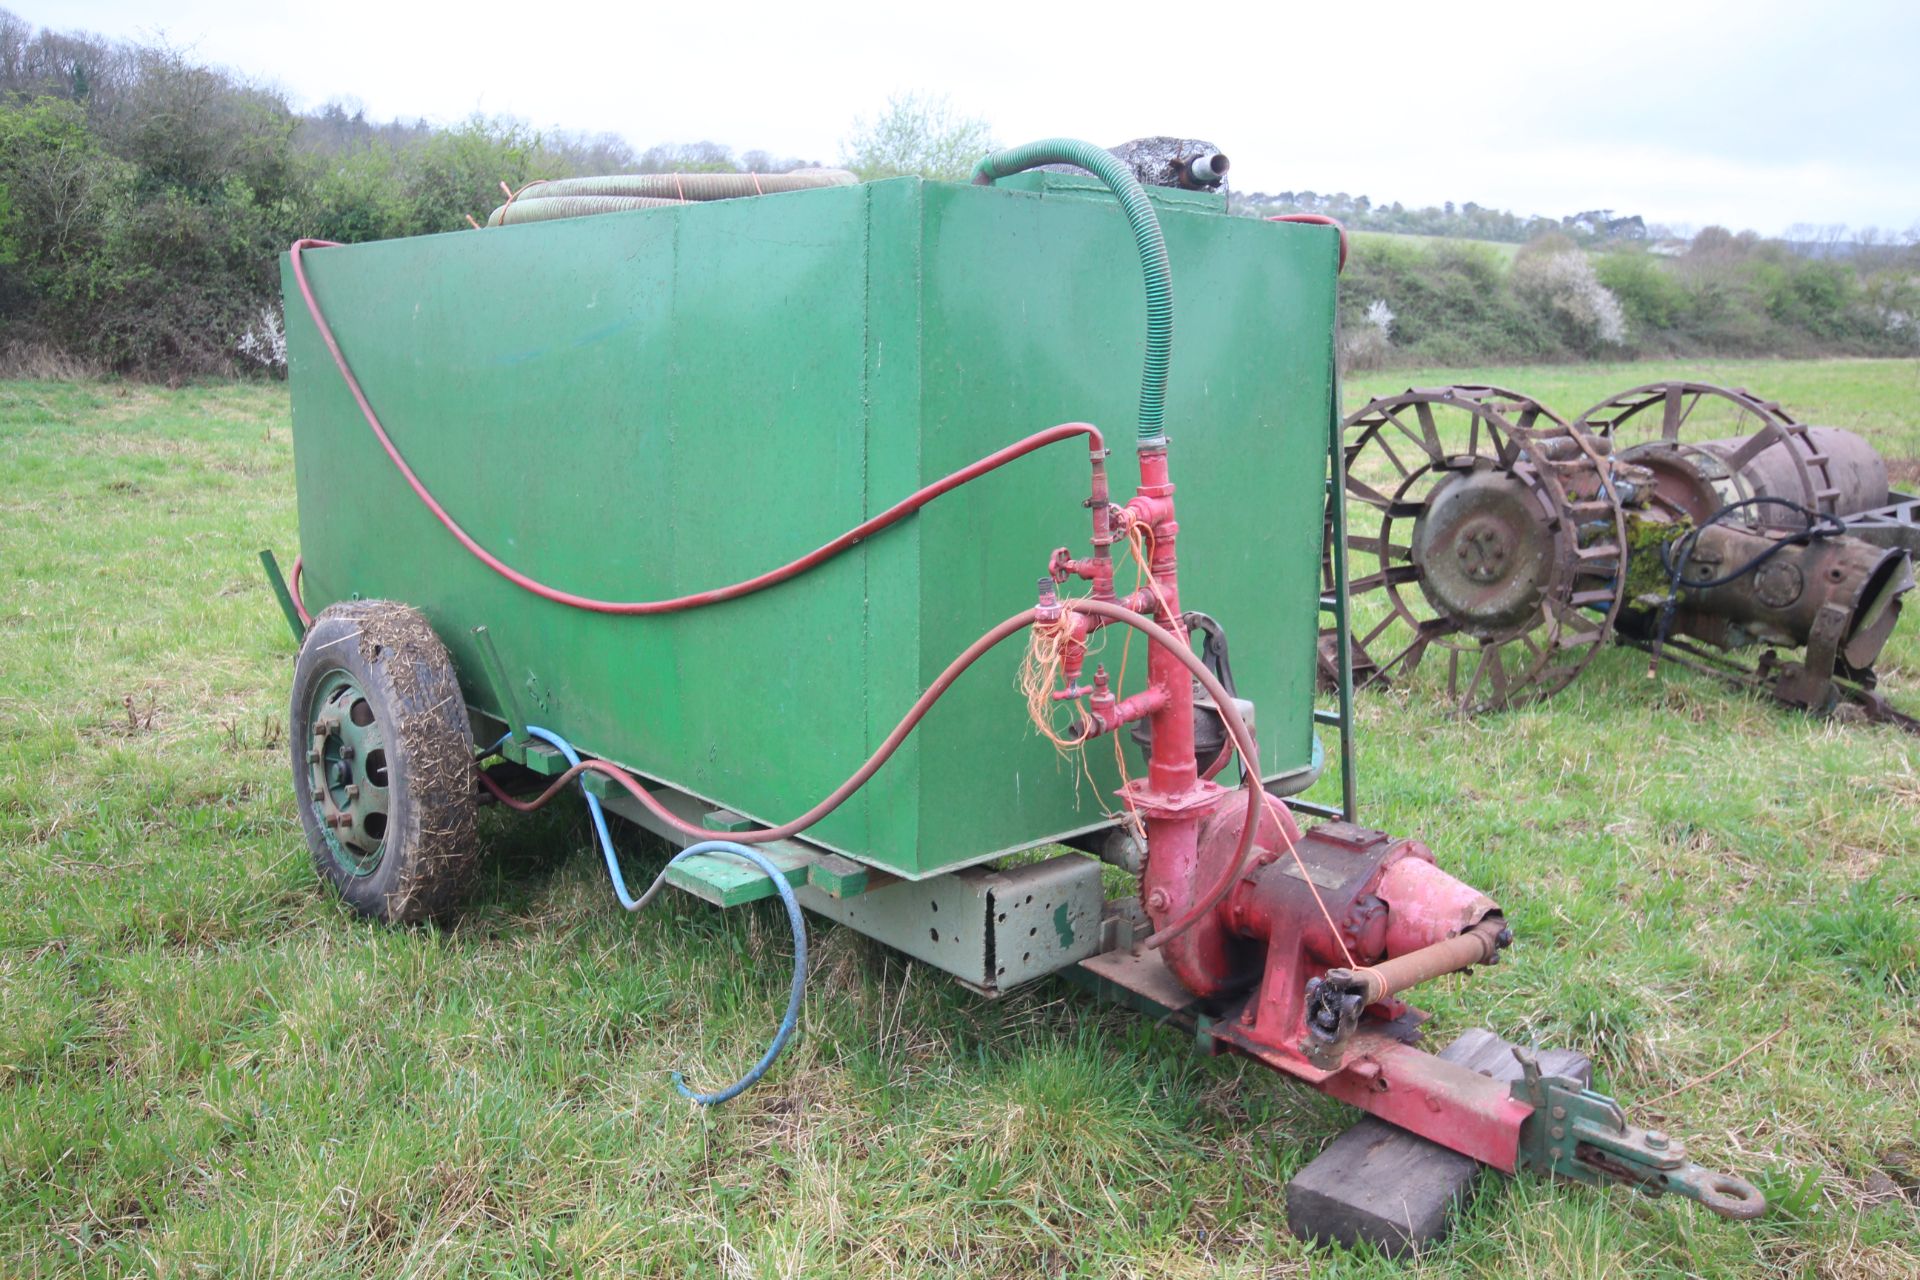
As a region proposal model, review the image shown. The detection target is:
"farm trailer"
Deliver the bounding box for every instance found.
[262,137,1764,1233]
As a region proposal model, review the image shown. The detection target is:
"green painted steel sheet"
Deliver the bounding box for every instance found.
[282,174,1337,877]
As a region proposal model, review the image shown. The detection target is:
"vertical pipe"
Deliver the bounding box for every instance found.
[1326,350,1359,821]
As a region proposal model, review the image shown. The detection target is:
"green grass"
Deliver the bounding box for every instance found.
[3,362,1919,1277]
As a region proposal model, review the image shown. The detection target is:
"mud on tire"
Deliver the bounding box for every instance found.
[290,599,479,923]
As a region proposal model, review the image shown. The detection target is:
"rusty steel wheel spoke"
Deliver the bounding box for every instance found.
[1413,401,1444,456]
[1517,629,1546,665]
[1350,563,1424,594]
[1377,404,1450,470]
[1451,645,1481,704]
[1479,644,1510,704]
[1349,535,1413,561]
[1546,595,1604,647]
[1356,612,1400,653]
[1720,430,1777,473]
[1345,471,1408,512]
[1371,431,1416,479]
[1395,620,1457,678]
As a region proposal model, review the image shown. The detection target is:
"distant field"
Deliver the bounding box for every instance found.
[2,361,1917,1277]
[1350,229,1522,260]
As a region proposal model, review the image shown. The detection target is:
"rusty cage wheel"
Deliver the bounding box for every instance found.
[1330,386,1628,713]
[1574,381,1842,528]
[290,599,480,924]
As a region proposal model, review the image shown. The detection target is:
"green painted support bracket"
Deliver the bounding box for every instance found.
[665,840,876,906]
[807,854,870,898]
[702,808,757,832]
[258,549,305,643]
[498,737,570,776]
[471,625,528,746]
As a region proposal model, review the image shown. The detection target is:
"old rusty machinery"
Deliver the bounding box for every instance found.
[1333,386,1626,711]
[1573,381,1887,528]
[1327,379,1916,725]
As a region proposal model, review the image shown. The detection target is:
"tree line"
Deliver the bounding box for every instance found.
[0,11,830,378]
[1,8,1913,379]
[1331,227,1920,370]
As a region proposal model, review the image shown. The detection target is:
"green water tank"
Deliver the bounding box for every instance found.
[281,171,1338,878]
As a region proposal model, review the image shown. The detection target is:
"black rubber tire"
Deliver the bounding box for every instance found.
[290,599,479,923]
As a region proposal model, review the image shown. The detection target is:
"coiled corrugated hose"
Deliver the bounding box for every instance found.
[971,139,1172,447]
[486,169,858,226]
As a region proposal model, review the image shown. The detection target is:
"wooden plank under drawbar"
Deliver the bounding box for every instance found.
[1286,1029,1591,1257]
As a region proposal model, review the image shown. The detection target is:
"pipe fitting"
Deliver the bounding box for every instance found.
[1183,152,1230,187]
[1068,679,1171,742]
[1034,576,1062,623]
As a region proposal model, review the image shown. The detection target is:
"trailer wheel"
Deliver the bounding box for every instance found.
[290,599,479,923]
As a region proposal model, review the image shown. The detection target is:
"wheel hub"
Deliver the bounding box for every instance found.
[1412,466,1558,637]
[1618,442,1736,525]
[306,670,392,876]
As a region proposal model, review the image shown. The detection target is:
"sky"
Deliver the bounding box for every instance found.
[46,0,1920,237]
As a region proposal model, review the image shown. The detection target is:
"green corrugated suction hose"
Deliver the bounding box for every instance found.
[972,139,1172,447]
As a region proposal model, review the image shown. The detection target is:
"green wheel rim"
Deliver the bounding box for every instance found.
[306,670,392,877]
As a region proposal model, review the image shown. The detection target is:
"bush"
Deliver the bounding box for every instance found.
[1510,247,1628,353]
[67,179,284,376]
[1342,237,1561,365]
[1595,250,1689,332]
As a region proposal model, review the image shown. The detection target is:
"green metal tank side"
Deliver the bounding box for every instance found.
[281,174,1337,878]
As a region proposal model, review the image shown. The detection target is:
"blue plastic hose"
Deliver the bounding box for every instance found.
[499,726,808,1105]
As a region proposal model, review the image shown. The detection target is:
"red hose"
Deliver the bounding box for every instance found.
[1073,599,1265,951]
[479,609,1039,842]
[289,554,313,627]
[1267,214,1348,273]
[477,599,1267,952]
[288,239,1104,615]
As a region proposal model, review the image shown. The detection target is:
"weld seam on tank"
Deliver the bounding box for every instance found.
[971,138,1173,447]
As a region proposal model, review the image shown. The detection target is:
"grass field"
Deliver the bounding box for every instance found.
[2,357,1917,1277]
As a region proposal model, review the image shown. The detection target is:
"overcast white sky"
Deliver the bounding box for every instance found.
[45,0,1920,235]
